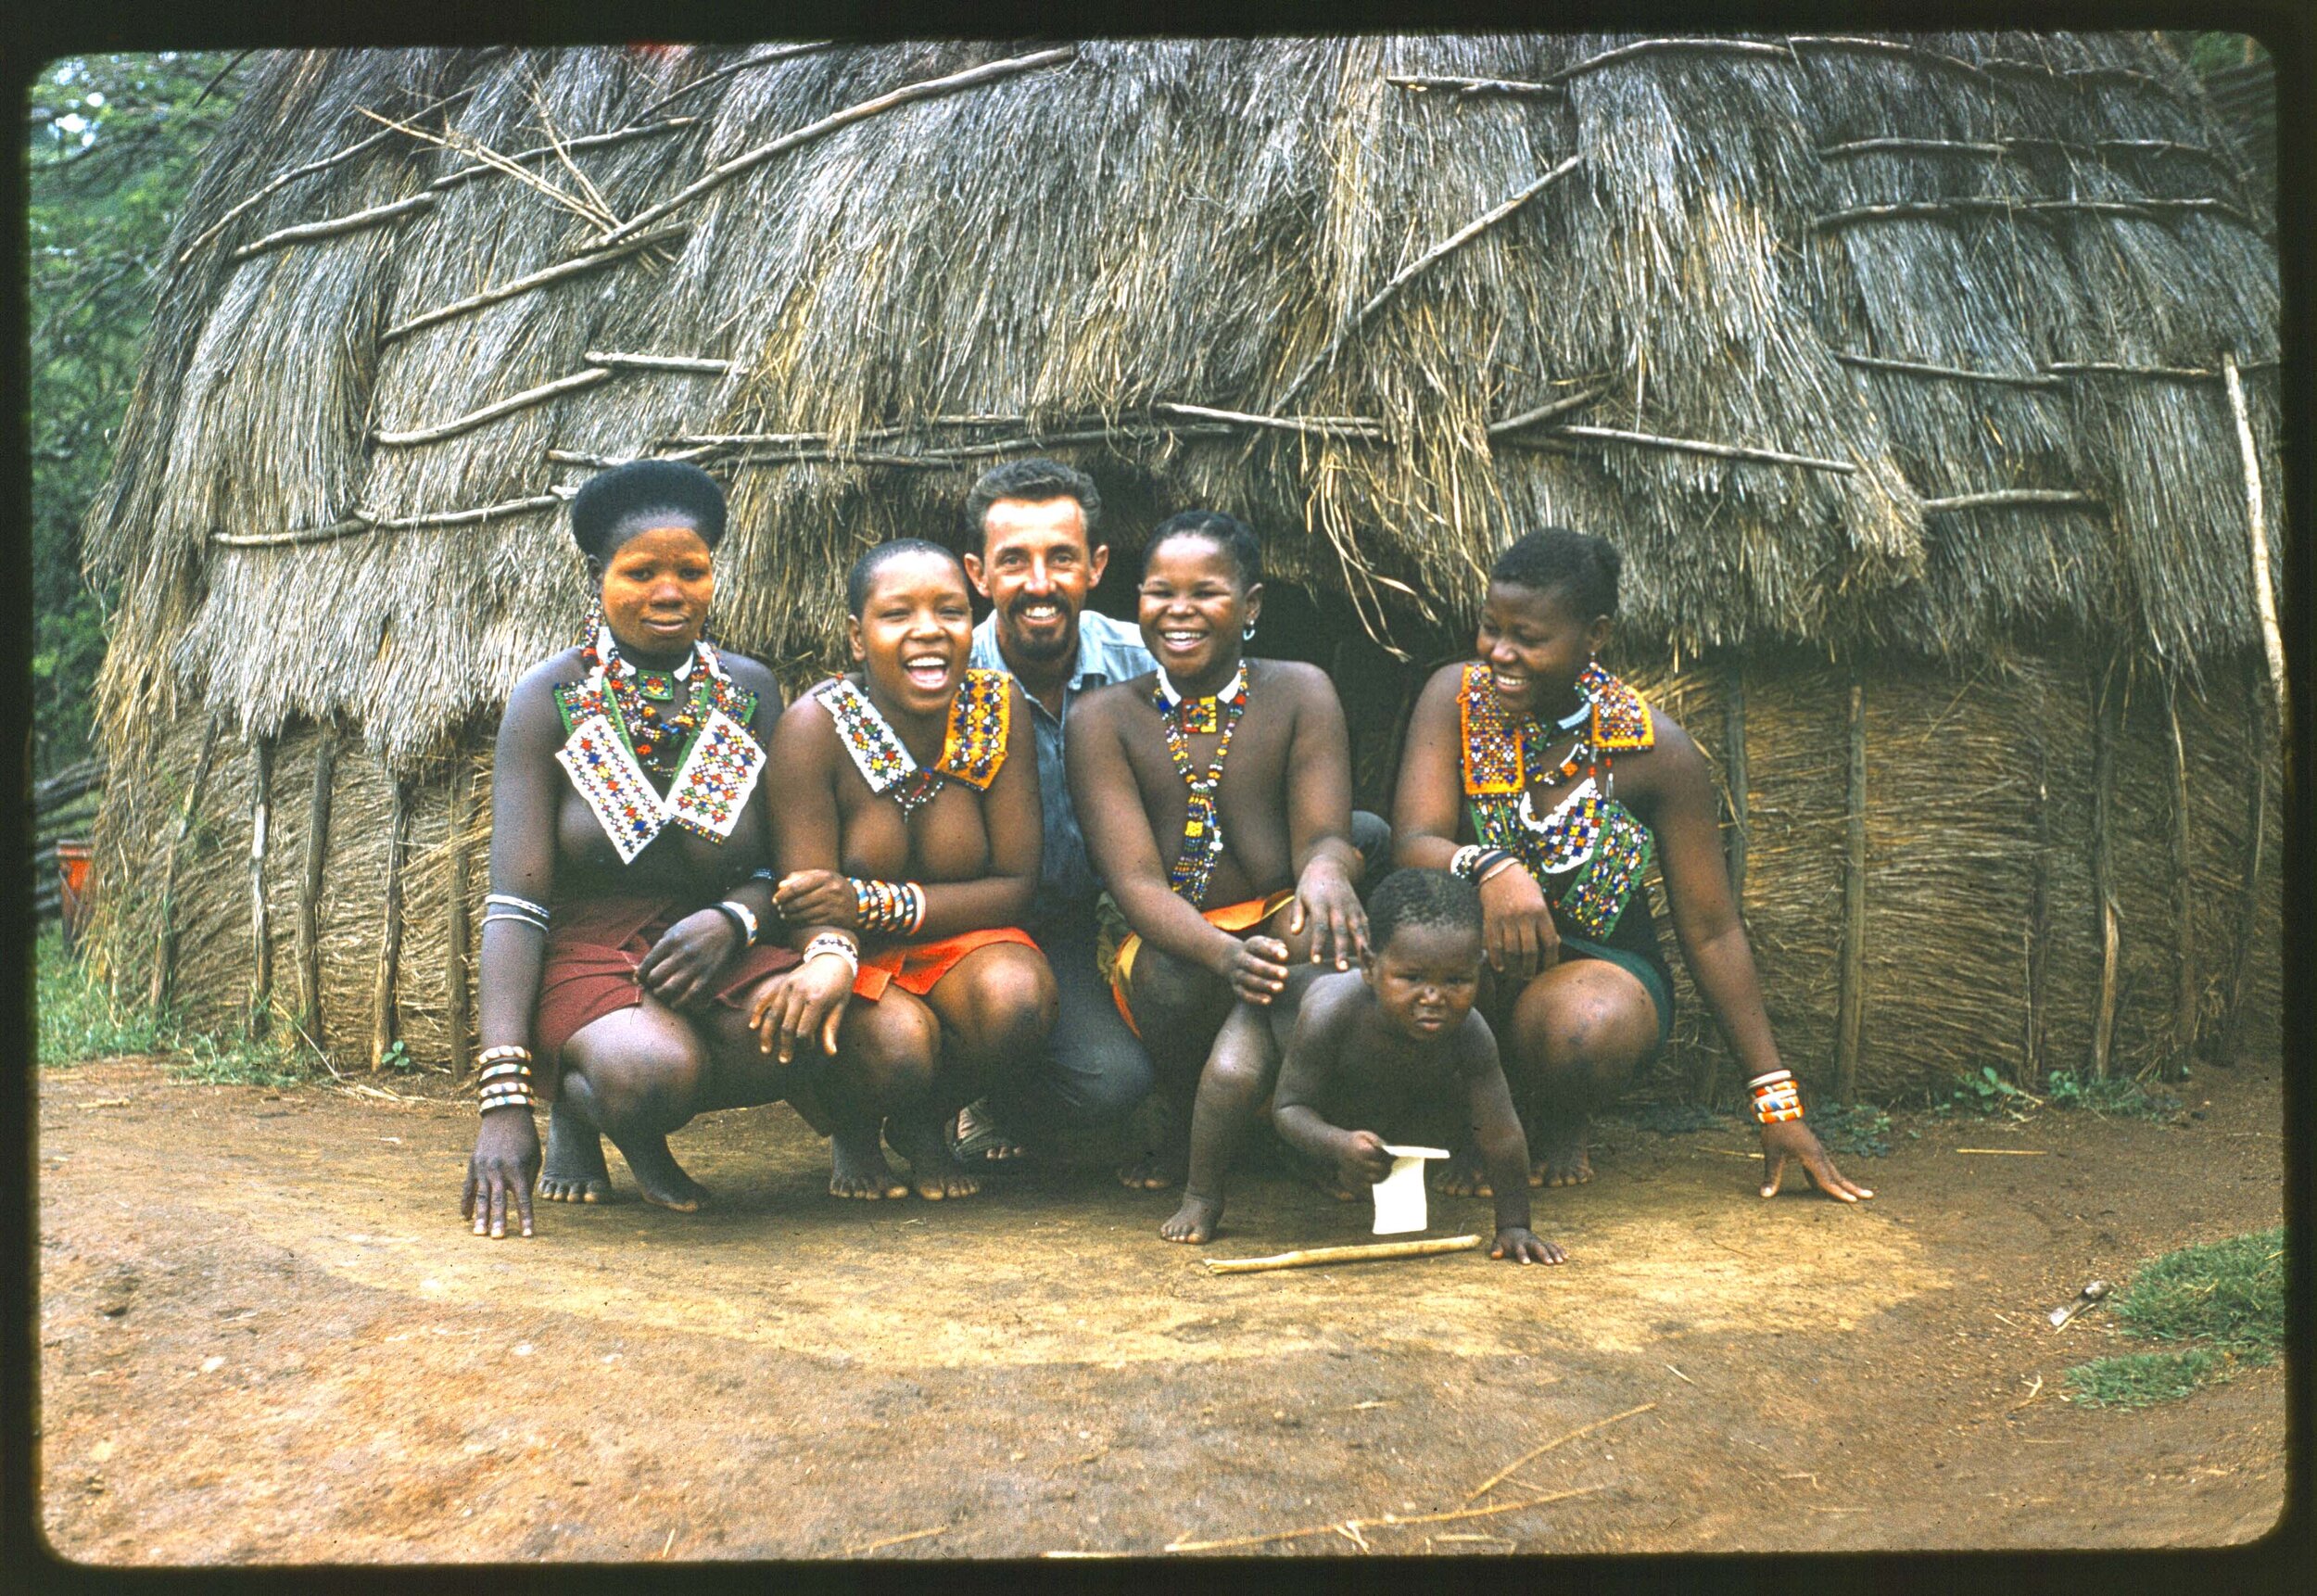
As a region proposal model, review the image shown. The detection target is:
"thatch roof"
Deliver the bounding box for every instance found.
[90,34,2281,773]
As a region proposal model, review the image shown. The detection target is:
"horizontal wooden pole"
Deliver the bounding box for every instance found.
[1203,1234,1481,1273]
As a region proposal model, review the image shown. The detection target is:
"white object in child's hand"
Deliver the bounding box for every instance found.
[1373,1146,1450,1235]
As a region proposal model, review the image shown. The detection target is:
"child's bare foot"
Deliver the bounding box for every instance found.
[1301,1165,1361,1201]
[829,1123,909,1199]
[886,1112,982,1200]
[538,1102,616,1203]
[1117,1138,1187,1192]
[613,1132,710,1213]
[1531,1119,1594,1187]
[1435,1142,1492,1197]
[1159,1194,1222,1243]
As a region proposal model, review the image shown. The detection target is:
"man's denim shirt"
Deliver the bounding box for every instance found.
[970,608,1155,932]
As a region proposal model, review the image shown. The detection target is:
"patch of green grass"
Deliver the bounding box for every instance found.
[1810,1101,1892,1159]
[2043,1069,2182,1121]
[2064,1227,2285,1410]
[2063,1349,2229,1409]
[36,927,312,1088]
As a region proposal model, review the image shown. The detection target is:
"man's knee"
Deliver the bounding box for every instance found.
[1350,808,1393,884]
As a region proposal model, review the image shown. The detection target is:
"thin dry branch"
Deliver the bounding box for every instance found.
[1814,196,2245,230]
[1817,134,2228,166]
[1548,37,1794,85]
[209,490,568,548]
[1541,424,1856,475]
[229,192,438,260]
[2222,352,2285,722]
[1488,383,1611,436]
[2046,361,2234,381]
[1834,352,2061,388]
[427,118,700,195]
[1385,73,1561,97]
[379,222,689,344]
[581,349,734,374]
[1784,35,1994,81]
[1165,1484,1609,1553]
[631,41,842,121]
[1155,401,1386,438]
[374,367,614,447]
[1274,153,1583,410]
[599,47,1079,247]
[1919,489,2102,513]
[1203,1235,1481,1273]
[1465,1403,1658,1500]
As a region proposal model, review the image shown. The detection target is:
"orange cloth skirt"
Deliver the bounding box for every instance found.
[1108,889,1298,1037]
[852,925,1040,1002]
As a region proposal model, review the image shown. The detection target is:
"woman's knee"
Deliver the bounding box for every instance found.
[835,994,942,1097]
[958,950,1057,1054]
[1509,971,1658,1087]
[563,1018,709,1128]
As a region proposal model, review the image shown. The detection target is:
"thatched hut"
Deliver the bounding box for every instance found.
[82,34,2284,1106]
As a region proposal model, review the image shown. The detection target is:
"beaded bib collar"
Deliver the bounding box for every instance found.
[552,616,764,865]
[1151,665,1250,906]
[813,669,1011,823]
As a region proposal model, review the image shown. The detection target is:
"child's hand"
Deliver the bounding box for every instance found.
[1491,1226,1566,1265]
[1335,1130,1394,1190]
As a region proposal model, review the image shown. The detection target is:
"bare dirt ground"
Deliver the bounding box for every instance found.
[35,1051,2286,1564]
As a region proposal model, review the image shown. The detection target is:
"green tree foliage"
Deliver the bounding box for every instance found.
[29,52,248,777]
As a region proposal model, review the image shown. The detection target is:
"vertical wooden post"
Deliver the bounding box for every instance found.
[1833,667,1867,1106]
[152,714,223,1012]
[2217,664,2273,1067]
[2089,655,2121,1081]
[371,773,412,1070]
[2163,676,2197,1080]
[295,725,337,1051]
[2222,354,2286,741]
[2023,714,2052,1090]
[247,735,275,1035]
[444,753,475,1077]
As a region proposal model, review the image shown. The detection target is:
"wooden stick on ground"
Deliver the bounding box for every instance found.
[847,1526,947,1555]
[1165,1484,1607,1553]
[1202,1235,1480,1274]
[1465,1402,1657,1501]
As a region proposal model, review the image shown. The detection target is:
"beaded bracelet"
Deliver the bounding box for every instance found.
[715,899,759,949]
[1450,844,1484,880]
[1747,1069,1804,1124]
[804,932,861,978]
[477,1061,532,1087]
[477,1045,533,1069]
[849,878,924,936]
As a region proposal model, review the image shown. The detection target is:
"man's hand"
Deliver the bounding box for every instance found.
[1477,861,1557,981]
[1490,1226,1566,1265]
[1334,1129,1394,1191]
[637,908,742,1008]
[1759,1118,1875,1202]
[1214,933,1292,1005]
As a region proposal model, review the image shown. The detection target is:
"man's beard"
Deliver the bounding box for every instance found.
[1002,602,1077,664]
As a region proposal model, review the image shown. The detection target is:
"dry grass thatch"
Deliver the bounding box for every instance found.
[76,36,2285,1100]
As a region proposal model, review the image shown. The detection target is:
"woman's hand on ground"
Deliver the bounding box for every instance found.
[1759,1119,1875,1202]
[771,869,859,932]
[1334,1129,1394,1191]
[1491,1226,1566,1264]
[751,956,854,1065]
[1214,933,1292,1005]
[462,1108,540,1238]
[1478,862,1557,981]
[637,909,742,1008]
[1288,860,1369,969]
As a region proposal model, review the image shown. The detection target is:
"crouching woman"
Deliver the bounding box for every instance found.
[463,461,797,1237]
[750,540,1057,1200]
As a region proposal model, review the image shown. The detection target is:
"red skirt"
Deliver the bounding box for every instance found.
[532,894,800,1096]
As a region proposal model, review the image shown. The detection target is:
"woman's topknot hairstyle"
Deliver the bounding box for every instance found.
[569,460,728,564]
[1489,526,1621,619]
[1143,509,1263,589]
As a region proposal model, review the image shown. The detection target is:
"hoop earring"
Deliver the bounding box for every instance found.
[1243,620,1258,642]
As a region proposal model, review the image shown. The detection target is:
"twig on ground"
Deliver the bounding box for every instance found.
[849,1525,947,1555]
[1664,1364,1695,1386]
[1204,1235,1480,1273]
[1165,1484,1607,1553]
[1465,1403,1656,1500]
[1954,1148,2047,1155]
[2007,1374,2045,1412]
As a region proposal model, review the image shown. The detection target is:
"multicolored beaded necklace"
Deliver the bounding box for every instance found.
[1152,664,1249,906]
[551,605,763,864]
[814,669,1011,823]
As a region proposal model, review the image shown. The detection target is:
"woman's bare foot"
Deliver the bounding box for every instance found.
[1531,1118,1594,1187]
[829,1122,910,1199]
[1116,1136,1187,1192]
[609,1131,711,1213]
[1160,1193,1222,1243]
[1434,1142,1492,1198]
[538,1101,616,1203]
[885,1112,982,1200]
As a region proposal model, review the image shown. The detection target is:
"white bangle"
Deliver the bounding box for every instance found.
[804,933,860,978]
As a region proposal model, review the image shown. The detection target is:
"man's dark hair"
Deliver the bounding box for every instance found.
[1488,526,1620,619]
[1367,868,1484,953]
[569,459,727,564]
[846,538,969,616]
[1142,509,1262,589]
[965,458,1102,551]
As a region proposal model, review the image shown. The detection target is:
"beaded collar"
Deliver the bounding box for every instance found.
[552,615,763,865]
[1150,664,1249,906]
[1458,659,1653,797]
[813,668,1011,823]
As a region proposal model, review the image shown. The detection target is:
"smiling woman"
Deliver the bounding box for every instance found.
[750,539,1056,1201]
[463,461,796,1238]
